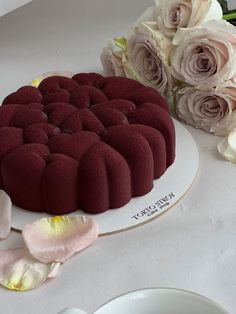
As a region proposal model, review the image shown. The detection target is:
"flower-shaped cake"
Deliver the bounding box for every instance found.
[0,73,175,214]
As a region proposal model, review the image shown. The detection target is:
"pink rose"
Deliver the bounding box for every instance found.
[171,20,236,87]
[135,0,222,37]
[155,0,222,37]
[175,80,236,135]
[124,22,174,96]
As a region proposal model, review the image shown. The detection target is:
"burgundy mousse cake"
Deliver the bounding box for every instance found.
[0,73,175,214]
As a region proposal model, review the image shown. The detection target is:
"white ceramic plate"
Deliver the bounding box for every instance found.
[12,119,199,235]
[58,288,228,314]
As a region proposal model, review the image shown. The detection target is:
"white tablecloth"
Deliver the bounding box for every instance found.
[0,0,235,313]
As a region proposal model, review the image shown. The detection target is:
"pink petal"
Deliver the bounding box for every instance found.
[22,216,99,264]
[0,190,12,240]
[0,248,60,291]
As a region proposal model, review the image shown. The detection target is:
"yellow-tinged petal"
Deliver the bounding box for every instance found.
[31,71,75,87]
[31,78,42,88]
[0,248,60,291]
[22,215,99,264]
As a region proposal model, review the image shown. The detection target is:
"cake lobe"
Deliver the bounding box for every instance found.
[0,73,175,214]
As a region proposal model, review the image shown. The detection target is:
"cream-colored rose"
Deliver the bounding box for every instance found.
[155,0,222,37]
[100,39,126,77]
[171,20,236,87]
[175,80,236,135]
[124,22,174,96]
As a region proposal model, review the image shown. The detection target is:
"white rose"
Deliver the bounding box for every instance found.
[124,22,174,96]
[100,39,126,77]
[175,80,236,136]
[171,20,236,87]
[218,129,236,163]
[134,6,156,25]
[155,0,222,37]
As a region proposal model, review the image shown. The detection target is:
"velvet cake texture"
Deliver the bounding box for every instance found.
[0,73,175,214]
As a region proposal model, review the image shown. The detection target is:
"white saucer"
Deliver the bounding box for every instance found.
[58,288,228,314]
[12,119,199,235]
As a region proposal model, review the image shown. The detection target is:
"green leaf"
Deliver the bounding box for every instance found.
[223,9,236,19]
[223,9,236,25]
[217,0,229,13]
[113,37,127,50]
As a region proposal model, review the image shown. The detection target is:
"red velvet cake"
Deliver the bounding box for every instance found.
[0,73,175,214]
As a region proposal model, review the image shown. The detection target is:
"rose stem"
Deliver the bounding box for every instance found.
[223,11,236,21]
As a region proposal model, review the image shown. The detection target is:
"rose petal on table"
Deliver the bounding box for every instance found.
[0,248,60,291]
[0,190,12,240]
[31,71,75,87]
[22,216,99,264]
[218,130,236,163]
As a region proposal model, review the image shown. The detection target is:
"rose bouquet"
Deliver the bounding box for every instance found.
[100,0,236,153]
